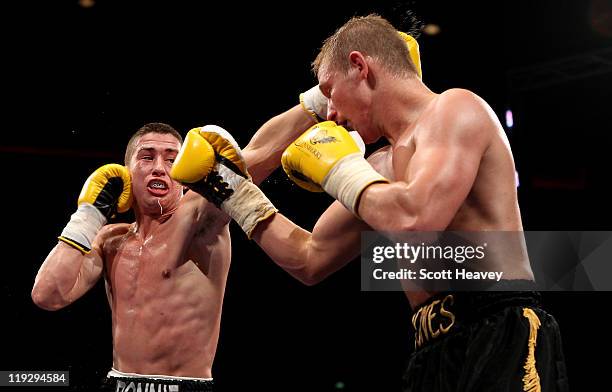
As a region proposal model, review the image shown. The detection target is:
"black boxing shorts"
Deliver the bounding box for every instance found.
[101,369,214,392]
[402,291,569,392]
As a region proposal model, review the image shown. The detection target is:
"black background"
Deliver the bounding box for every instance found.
[2,0,611,390]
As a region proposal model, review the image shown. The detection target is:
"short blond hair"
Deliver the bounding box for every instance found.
[313,14,417,77]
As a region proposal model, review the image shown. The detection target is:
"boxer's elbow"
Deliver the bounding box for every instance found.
[365,208,422,232]
[294,252,336,286]
[31,284,68,311]
[296,267,326,286]
[386,213,447,232]
[284,255,327,286]
[31,289,58,311]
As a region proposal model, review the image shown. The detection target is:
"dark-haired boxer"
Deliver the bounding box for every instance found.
[32,123,228,391]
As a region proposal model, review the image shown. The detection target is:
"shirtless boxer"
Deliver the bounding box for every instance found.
[32,123,230,392]
[171,15,568,392]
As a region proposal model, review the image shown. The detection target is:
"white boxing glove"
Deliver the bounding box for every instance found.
[299,85,328,122]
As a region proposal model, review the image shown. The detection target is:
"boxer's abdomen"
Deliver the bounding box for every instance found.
[108,244,222,378]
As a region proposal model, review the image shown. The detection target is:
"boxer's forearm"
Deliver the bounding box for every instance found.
[243,105,315,185]
[32,242,102,310]
[251,213,317,284]
[251,204,361,285]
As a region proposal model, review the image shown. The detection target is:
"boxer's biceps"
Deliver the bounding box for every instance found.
[405,144,480,229]
[32,243,103,310]
[244,105,316,184]
[242,147,275,185]
[64,241,105,301]
[77,250,105,290]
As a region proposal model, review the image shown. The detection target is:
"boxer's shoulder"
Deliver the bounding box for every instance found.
[99,223,133,252]
[437,88,481,104]
[101,223,132,238]
[436,89,498,127]
[416,89,496,146]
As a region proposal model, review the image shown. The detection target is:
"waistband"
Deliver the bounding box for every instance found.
[411,289,541,350]
[105,368,213,392]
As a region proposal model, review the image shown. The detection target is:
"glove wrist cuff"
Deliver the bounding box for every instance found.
[59,203,107,253]
[322,154,389,216]
[222,181,277,239]
[299,85,327,122]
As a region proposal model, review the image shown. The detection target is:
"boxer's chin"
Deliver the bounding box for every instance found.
[356,128,378,145]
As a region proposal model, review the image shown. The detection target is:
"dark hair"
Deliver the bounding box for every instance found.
[124,122,182,165]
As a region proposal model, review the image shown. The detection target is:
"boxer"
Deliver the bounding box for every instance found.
[173,14,568,392]
[33,123,230,391]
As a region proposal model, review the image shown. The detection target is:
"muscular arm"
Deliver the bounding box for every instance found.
[182,189,231,231]
[32,224,128,311]
[178,190,231,279]
[252,199,369,285]
[242,104,315,185]
[173,192,232,273]
[358,91,493,231]
[243,104,362,285]
[247,126,385,285]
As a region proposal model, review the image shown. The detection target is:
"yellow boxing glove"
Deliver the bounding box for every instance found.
[77,164,132,217]
[171,125,277,238]
[170,128,216,183]
[59,164,132,253]
[282,121,388,215]
[398,31,422,79]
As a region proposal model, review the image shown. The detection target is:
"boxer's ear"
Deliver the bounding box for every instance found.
[348,51,369,79]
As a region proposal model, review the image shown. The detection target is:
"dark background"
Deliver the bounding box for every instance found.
[2,0,611,390]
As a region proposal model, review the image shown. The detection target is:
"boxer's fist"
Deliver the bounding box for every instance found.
[170,129,216,183]
[282,121,388,215]
[171,125,276,238]
[299,85,328,123]
[198,125,249,176]
[59,164,132,254]
[282,121,362,192]
[78,164,132,219]
[171,125,249,207]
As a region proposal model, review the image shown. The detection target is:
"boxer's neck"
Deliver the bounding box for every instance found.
[373,76,436,145]
[132,206,174,239]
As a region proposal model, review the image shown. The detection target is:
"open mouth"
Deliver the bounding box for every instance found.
[147,179,169,195]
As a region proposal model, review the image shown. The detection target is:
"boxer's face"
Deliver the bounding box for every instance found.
[318,59,375,143]
[127,133,183,216]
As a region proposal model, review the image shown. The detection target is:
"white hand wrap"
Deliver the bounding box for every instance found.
[220,175,278,239]
[321,154,388,216]
[59,203,107,253]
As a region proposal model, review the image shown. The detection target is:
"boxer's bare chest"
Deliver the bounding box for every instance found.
[102,222,196,302]
[367,136,417,181]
